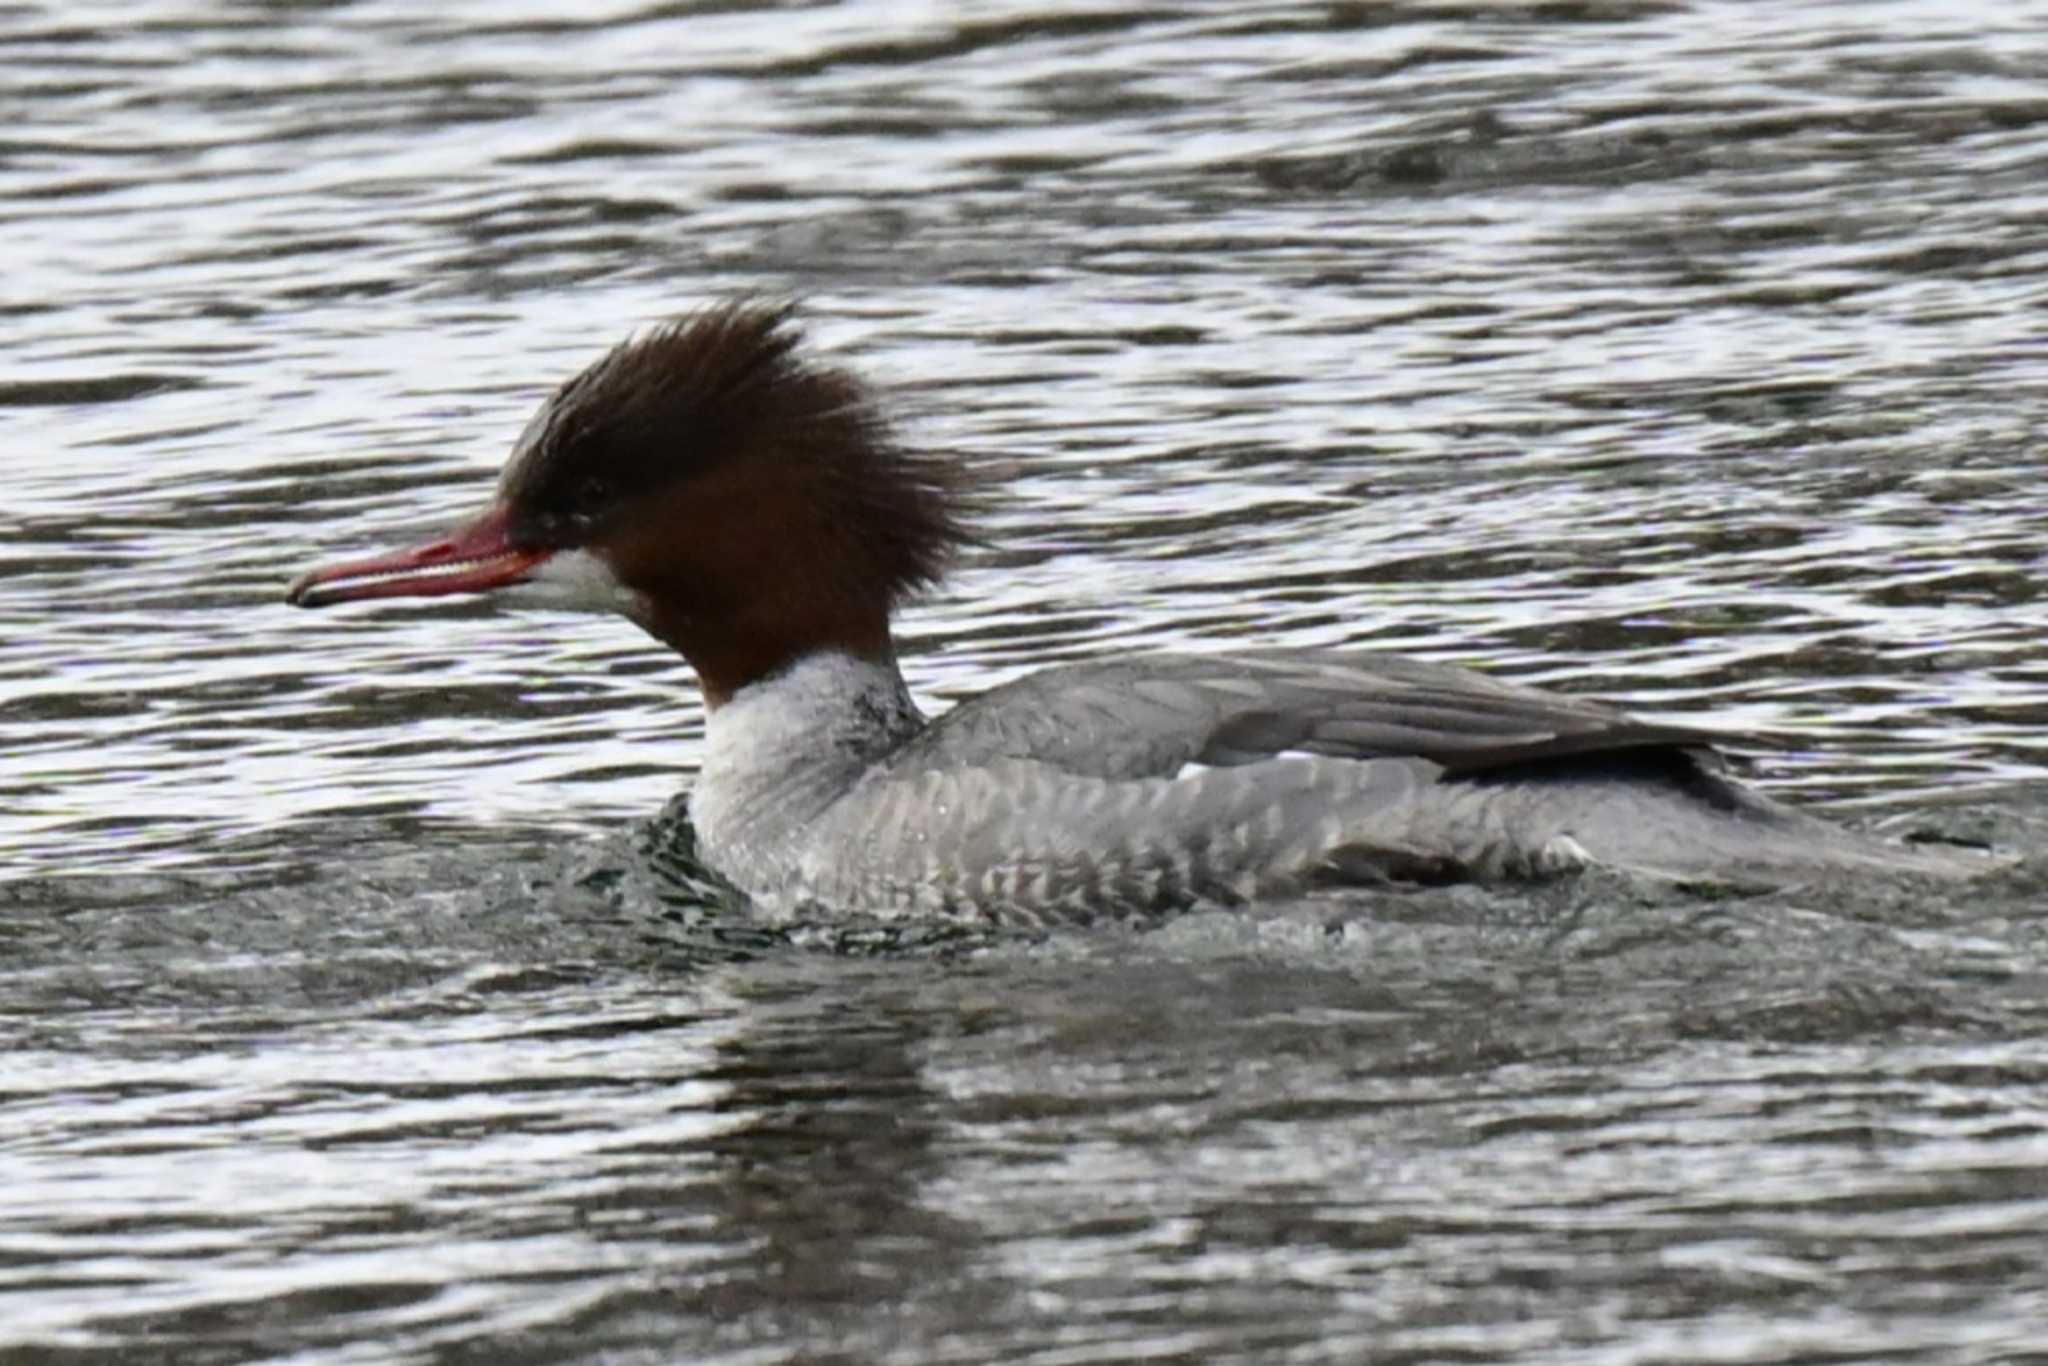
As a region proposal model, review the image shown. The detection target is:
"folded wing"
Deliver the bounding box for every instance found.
[892,649,1734,780]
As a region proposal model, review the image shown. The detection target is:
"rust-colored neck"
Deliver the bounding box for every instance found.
[645,597,898,710]
[601,464,904,708]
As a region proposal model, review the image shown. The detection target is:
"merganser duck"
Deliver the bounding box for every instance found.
[287,301,1994,920]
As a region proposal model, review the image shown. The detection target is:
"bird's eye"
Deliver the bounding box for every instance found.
[570,477,611,518]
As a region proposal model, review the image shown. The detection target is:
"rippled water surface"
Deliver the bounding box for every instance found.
[9,1,2048,1360]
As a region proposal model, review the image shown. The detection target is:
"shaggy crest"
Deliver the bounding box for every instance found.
[499,300,979,605]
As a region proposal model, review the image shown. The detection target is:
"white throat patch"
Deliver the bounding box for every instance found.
[503,547,650,619]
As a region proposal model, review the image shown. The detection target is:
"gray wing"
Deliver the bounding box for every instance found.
[892,648,1739,780]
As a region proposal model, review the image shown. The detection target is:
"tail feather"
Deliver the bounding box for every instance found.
[1443,750,2004,886]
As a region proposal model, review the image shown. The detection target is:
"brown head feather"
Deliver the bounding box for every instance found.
[498,301,981,702]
